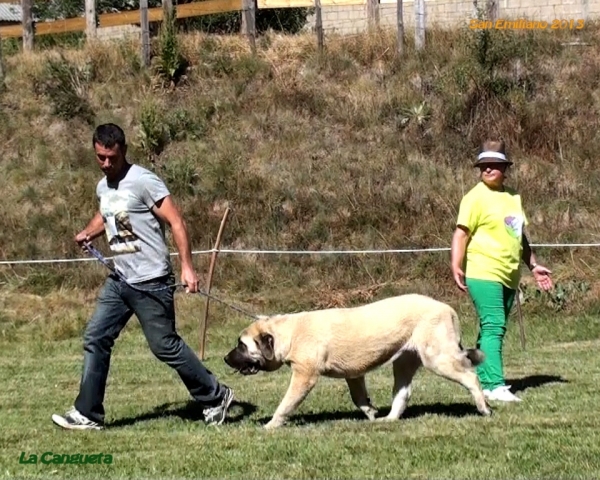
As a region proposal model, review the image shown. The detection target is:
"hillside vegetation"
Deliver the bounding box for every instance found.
[1,23,600,338]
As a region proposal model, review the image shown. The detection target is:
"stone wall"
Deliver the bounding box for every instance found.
[307,0,596,35]
[96,24,142,42]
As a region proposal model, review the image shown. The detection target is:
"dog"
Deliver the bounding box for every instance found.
[224,293,491,429]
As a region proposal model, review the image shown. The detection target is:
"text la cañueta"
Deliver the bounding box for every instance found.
[19,452,113,464]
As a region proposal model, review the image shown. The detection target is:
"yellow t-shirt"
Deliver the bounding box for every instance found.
[456,182,528,290]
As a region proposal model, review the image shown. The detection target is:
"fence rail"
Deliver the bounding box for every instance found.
[0,0,244,37]
[0,0,404,56]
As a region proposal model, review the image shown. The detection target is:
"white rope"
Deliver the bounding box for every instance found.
[0,243,599,266]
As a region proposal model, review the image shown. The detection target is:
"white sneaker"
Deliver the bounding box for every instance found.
[52,407,104,430]
[483,385,522,402]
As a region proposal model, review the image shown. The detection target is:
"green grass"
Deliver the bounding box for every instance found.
[1,294,599,479]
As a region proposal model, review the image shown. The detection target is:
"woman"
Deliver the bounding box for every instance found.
[451,140,553,402]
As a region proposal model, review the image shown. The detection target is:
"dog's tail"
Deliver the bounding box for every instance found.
[464,348,485,367]
[458,341,485,367]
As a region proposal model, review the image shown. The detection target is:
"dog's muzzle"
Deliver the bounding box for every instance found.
[224,349,261,376]
[239,364,260,375]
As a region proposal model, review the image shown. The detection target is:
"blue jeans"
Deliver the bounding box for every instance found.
[74,274,226,424]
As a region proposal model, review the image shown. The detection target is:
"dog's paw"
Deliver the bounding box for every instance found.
[374,416,397,423]
[479,404,493,417]
[362,407,378,421]
[264,419,283,430]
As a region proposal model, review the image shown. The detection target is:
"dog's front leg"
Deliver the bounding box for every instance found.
[265,369,318,430]
[346,376,378,421]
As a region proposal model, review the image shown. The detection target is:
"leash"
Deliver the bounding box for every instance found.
[83,243,259,320]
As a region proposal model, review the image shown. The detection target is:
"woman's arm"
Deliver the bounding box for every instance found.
[522,232,553,291]
[451,226,470,292]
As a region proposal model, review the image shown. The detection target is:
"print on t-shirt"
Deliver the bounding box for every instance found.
[100,190,141,254]
[504,215,524,240]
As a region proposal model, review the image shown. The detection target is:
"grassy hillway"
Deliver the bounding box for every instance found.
[1,22,600,479]
[1,24,600,322]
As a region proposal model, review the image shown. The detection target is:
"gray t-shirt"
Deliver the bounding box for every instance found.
[96,164,172,283]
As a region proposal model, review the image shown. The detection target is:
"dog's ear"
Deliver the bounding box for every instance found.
[257,333,274,361]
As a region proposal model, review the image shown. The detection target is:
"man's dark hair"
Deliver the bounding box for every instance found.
[93,123,127,150]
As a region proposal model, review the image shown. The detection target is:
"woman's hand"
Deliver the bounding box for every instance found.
[532,264,553,291]
[452,266,468,292]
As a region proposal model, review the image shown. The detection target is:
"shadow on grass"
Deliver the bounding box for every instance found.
[506,374,568,393]
[256,402,483,427]
[256,374,569,427]
[107,400,257,428]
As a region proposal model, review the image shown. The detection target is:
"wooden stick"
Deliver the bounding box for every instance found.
[315,0,323,55]
[515,285,526,351]
[140,0,151,68]
[396,0,403,56]
[85,0,97,41]
[367,0,379,32]
[414,0,425,51]
[241,0,256,54]
[199,207,231,360]
[0,32,5,89]
[21,0,33,51]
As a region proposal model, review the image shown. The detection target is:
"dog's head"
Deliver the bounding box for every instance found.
[224,320,283,375]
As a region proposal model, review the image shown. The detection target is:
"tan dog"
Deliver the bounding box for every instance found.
[224,293,491,429]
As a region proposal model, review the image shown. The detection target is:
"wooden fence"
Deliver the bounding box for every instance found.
[0,0,432,60]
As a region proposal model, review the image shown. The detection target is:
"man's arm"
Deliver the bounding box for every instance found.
[152,195,199,293]
[75,212,105,247]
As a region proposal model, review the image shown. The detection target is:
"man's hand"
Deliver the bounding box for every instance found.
[75,213,105,251]
[75,230,92,251]
[532,264,553,291]
[181,266,200,294]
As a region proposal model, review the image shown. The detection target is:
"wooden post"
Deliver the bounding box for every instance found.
[199,207,231,360]
[415,0,425,51]
[241,0,256,54]
[140,0,151,67]
[85,0,97,41]
[21,0,33,52]
[0,32,5,90]
[315,0,324,54]
[396,0,403,56]
[162,0,174,17]
[367,0,379,31]
[486,0,498,22]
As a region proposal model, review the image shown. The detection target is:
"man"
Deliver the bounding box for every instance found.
[52,123,234,430]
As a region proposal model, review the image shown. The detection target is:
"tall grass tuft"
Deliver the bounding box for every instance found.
[154,7,189,88]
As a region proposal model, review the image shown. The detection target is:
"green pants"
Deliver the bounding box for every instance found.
[465,278,516,391]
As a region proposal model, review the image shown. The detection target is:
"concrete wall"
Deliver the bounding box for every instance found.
[307,0,596,35]
[96,24,142,42]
